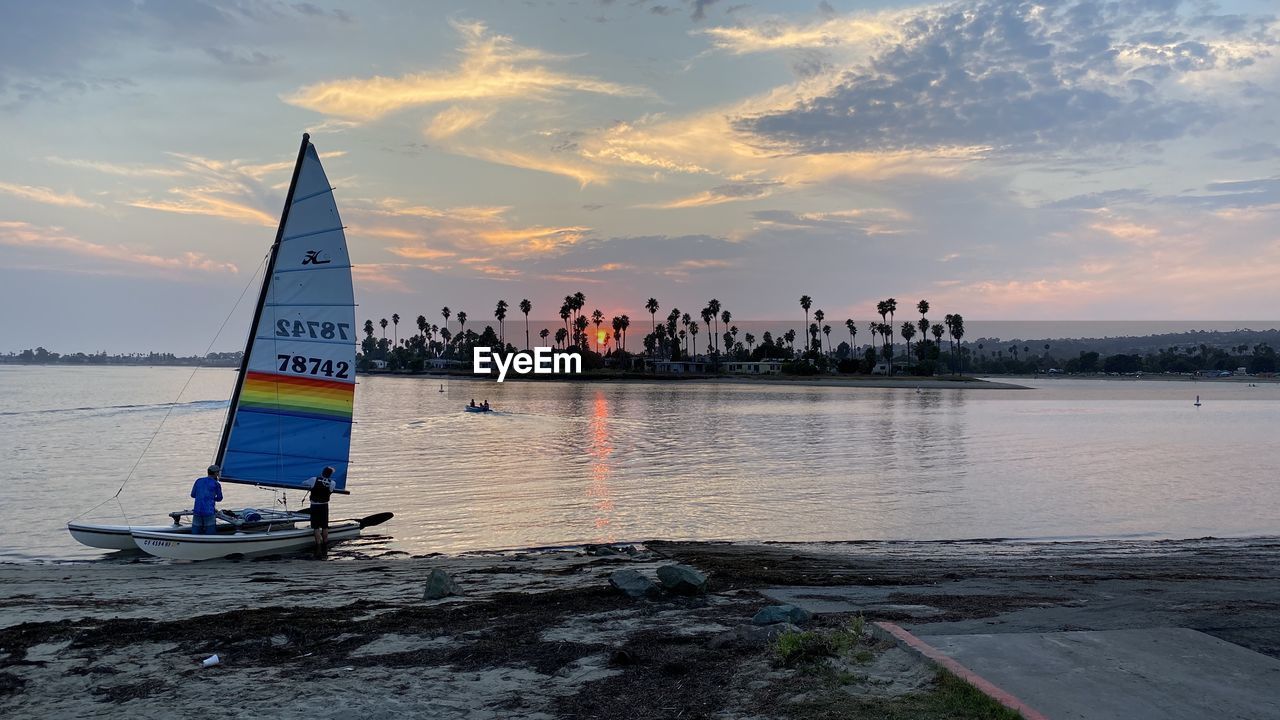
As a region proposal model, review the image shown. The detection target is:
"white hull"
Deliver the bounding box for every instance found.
[67,522,190,550]
[131,521,361,560]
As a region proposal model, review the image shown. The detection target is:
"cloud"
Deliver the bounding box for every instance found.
[0,182,100,209]
[750,207,910,235]
[425,106,495,139]
[643,180,782,208]
[45,156,187,178]
[0,221,237,274]
[386,246,456,260]
[698,12,901,54]
[453,145,608,186]
[1211,142,1280,163]
[121,151,348,227]
[283,20,648,121]
[732,0,1278,154]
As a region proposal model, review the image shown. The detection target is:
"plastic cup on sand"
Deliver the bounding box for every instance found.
[201,654,221,667]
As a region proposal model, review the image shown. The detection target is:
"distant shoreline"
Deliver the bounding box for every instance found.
[368,369,1029,390]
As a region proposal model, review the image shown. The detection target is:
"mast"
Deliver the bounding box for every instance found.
[214,132,311,467]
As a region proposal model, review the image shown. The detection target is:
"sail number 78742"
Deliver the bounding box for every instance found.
[276,354,351,378]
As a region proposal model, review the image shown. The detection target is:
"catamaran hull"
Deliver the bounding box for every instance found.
[67,522,196,551]
[131,521,361,561]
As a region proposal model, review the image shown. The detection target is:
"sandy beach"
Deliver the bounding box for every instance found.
[3,537,1277,719]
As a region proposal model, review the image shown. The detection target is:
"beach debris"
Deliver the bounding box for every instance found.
[422,568,462,600]
[708,623,800,650]
[752,604,813,626]
[200,654,221,668]
[656,564,708,595]
[608,568,660,598]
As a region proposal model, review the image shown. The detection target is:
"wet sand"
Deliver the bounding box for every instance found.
[2,537,1276,718]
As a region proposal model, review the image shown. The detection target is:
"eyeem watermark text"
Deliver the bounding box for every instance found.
[474,347,582,382]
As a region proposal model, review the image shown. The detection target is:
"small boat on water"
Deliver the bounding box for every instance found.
[465,404,492,413]
[1194,395,1202,407]
[68,134,392,559]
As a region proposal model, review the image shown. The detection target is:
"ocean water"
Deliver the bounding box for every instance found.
[1,366,1277,561]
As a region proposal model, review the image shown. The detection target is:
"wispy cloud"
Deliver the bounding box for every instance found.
[425,105,495,139]
[0,221,237,274]
[0,182,101,209]
[283,20,648,121]
[453,145,608,187]
[643,180,782,208]
[697,12,901,54]
[45,156,187,178]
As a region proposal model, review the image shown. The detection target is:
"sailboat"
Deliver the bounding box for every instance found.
[68,134,391,560]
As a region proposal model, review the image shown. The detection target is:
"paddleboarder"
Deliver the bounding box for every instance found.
[303,466,336,557]
[190,465,223,535]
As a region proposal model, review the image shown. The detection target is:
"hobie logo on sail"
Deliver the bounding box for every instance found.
[302,250,331,265]
[473,347,582,382]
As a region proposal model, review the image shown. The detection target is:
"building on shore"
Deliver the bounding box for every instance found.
[650,359,709,374]
[724,360,783,375]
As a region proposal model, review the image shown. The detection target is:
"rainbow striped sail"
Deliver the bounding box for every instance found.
[216,135,356,491]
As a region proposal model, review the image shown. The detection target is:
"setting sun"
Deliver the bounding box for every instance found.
[597,330,607,346]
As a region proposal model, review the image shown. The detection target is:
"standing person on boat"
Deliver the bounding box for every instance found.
[303,467,336,558]
[190,466,223,535]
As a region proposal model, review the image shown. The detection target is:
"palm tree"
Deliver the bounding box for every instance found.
[799,295,812,353]
[813,309,825,354]
[554,327,567,348]
[822,324,832,355]
[539,328,550,346]
[559,303,571,347]
[363,319,374,338]
[845,319,858,356]
[689,322,699,356]
[901,322,916,369]
[574,315,589,351]
[456,311,467,343]
[379,318,388,339]
[416,315,427,347]
[592,309,605,352]
[745,332,756,354]
[951,314,966,374]
[681,313,692,354]
[441,307,450,335]
[619,315,631,352]
[494,300,508,347]
[646,298,659,353]
[707,299,721,353]
[520,299,532,350]
[720,309,732,354]
[678,329,687,355]
[784,329,796,353]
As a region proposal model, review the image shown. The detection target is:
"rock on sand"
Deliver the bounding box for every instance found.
[423,568,461,600]
[656,564,707,595]
[608,569,660,598]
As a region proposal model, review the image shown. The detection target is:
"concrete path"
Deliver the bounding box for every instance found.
[923,628,1280,720]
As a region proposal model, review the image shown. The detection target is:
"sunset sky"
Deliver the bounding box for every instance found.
[2,0,1278,353]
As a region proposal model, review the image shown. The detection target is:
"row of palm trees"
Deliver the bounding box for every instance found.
[362,293,968,375]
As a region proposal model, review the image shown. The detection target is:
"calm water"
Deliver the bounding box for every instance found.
[2,366,1277,561]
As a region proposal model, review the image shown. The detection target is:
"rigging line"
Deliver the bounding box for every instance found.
[73,254,269,522]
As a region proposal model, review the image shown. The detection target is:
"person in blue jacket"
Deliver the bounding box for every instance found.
[190,465,224,535]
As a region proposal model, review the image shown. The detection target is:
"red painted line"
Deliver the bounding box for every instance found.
[875,622,1051,720]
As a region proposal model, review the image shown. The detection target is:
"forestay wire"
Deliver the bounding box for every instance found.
[72,255,268,522]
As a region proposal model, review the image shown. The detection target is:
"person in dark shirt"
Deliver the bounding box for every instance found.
[303,467,335,558]
[190,465,223,535]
